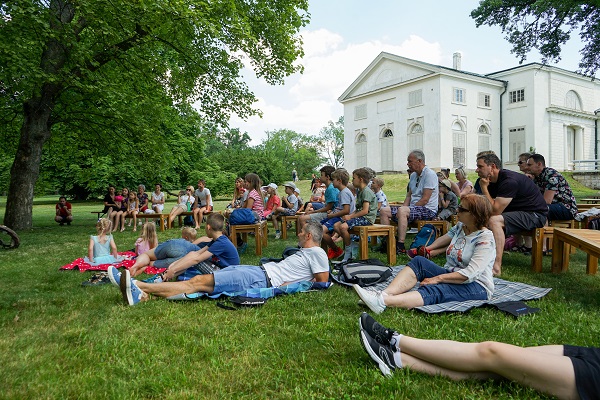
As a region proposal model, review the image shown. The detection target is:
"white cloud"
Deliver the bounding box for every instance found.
[231,32,444,144]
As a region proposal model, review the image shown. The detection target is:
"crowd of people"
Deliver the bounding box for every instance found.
[63,148,596,399]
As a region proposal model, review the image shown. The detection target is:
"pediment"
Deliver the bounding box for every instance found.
[339,53,438,101]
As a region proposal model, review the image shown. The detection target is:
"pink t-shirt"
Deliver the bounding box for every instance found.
[135,238,151,256]
[247,189,264,219]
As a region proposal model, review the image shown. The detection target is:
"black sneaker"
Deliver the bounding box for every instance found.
[359,313,396,346]
[359,329,400,376]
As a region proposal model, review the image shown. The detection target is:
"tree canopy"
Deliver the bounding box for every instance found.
[0,0,309,229]
[471,1,600,77]
[318,116,344,169]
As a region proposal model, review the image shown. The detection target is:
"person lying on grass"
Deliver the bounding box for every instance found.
[109,220,329,306]
[359,312,598,400]
[121,213,239,282]
[354,194,496,313]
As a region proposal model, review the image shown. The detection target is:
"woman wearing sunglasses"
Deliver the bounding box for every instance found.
[354,193,495,313]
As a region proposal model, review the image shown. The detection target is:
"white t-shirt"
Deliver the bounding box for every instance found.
[178,195,195,208]
[152,192,164,204]
[263,246,329,287]
[194,187,213,207]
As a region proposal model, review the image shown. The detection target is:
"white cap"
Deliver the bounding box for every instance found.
[294,188,301,194]
[267,183,278,190]
[283,182,297,190]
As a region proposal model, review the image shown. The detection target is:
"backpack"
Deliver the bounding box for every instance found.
[229,208,256,225]
[330,259,392,287]
[409,224,437,250]
[183,215,194,226]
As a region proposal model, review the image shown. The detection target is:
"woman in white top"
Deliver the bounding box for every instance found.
[151,183,165,213]
[168,186,195,227]
[354,194,495,313]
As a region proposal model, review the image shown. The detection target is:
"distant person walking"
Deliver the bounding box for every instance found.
[292,168,298,182]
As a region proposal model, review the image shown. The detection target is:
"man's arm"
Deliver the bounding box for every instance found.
[402,190,412,207]
[543,189,556,205]
[414,188,433,206]
[343,201,369,221]
[306,201,334,215]
[163,248,211,281]
[478,178,512,214]
[312,271,329,282]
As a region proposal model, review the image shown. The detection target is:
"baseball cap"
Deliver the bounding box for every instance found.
[267,183,278,190]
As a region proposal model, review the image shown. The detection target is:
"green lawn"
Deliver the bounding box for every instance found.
[0,177,599,399]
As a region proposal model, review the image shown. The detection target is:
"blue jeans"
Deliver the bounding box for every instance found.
[407,256,487,306]
[212,265,267,293]
[153,239,200,269]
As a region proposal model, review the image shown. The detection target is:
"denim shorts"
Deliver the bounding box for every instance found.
[408,256,487,306]
[153,239,199,269]
[212,265,268,293]
[548,203,574,221]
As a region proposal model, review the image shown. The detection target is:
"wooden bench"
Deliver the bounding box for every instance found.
[351,224,397,266]
[172,211,214,229]
[125,213,168,231]
[551,228,600,274]
[281,214,301,239]
[229,221,268,256]
[417,220,451,236]
[91,211,106,220]
[529,220,577,272]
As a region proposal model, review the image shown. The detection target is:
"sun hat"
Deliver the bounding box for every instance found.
[267,183,278,190]
[283,182,297,190]
[440,179,452,190]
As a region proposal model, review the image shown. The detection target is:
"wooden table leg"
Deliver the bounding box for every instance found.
[551,233,567,273]
[358,228,368,260]
[531,228,544,272]
[587,255,598,275]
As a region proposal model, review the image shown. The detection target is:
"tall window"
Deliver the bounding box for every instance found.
[453,88,465,104]
[565,90,582,110]
[356,131,367,167]
[509,89,525,104]
[380,127,394,171]
[408,123,424,152]
[408,89,422,107]
[508,127,525,162]
[478,125,491,152]
[452,121,466,168]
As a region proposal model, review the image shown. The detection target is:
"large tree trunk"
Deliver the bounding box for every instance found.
[3,100,53,230]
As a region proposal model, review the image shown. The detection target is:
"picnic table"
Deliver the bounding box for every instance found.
[551,228,600,274]
[579,198,600,204]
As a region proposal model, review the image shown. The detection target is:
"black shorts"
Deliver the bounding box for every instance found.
[502,211,547,236]
[564,344,600,400]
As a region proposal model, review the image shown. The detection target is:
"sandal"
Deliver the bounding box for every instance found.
[81,272,111,286]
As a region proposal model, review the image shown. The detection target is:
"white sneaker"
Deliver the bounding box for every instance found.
[138,221,143,226]
[275,231,281,239]
[353,284,386,314]
[406,228,418,234]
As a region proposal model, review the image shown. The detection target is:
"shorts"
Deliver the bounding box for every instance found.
[438,208,456,221]
[153,239,200,269]
[152,204,164,212]
[407,206,437,223]
[144,209,155,214]
[503,211,547,236]
[408,257,488,305]
[548,203,574,221]
[279,208,296,216]
[322,216,342,232]
[212,265,268,293]
[346,216,372,230]
[309,212,328,222]
[140,205,148,212]
[564,345,600,400]
[311,202,325,210]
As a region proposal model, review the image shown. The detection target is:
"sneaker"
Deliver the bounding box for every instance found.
[353,284,386,314]
[359,330,400,376]
[327,246,344,260]
[406,228,418,234]
[274,231,281,239]
[107,266,121,287]
[359,312,396,347]
[238,242,248,254]
[396,246,407,256]
[142,274,163,284]
[119,269,145,306]
[406,247,418,259]
[408,245,430,259]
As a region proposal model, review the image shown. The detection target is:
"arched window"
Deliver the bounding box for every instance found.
[565,90,582,110]
[380,128,394,170]
[382,128,393,138]
[452,120,466,168]
[356,133,367,168]
[478,125,491,152]
[407,123,423,151]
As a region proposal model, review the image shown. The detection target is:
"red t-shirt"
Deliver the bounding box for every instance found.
[56,202,72,217]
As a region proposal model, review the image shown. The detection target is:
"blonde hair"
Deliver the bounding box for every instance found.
[96,218,112,235]
[139,222,159,249]
[181,227,197,241]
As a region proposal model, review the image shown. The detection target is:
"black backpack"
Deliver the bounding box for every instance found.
[330,258,392,287]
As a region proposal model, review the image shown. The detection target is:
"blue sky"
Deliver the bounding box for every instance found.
[229,1,583,143]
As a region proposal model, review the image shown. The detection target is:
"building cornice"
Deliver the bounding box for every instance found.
[546,106,599,119]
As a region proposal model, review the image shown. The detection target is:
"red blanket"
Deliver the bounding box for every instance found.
[60,251,166,274]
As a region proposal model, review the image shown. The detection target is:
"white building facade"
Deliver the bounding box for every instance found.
[340,52,600,172]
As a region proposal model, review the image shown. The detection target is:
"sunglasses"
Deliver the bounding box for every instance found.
[458,206,470,213]
[517,161,526,165]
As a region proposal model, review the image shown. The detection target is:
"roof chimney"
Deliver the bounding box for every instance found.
[453,52,462,70]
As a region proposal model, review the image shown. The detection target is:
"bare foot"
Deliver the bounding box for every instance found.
[120,227,125,232]
[133,228,137,232]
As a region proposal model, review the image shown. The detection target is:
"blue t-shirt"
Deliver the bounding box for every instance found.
[178,235,240,280]
[324,183,339,208]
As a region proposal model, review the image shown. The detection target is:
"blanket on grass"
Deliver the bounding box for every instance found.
[59,251,166,275]
[166,281,333,301]
[367,266,551,314]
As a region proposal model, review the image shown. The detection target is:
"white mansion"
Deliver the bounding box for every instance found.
[339,52,600,172]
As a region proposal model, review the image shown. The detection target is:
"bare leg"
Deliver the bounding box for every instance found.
[321,226,334,250]
[272,213,280,231]
[111,211,119,232]
[129,250,157,277]
[399,337,578,400]
[397,206,410,244]
[379,207,391,225]
[132,211,138,231]
[120,212,126,232]
[136,273,215,298]
[488,215,505,276]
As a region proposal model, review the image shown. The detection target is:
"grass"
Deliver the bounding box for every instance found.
[0,176,599,399]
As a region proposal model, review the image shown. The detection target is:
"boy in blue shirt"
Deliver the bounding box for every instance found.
[299,165,339,232]
[321,168,355,259]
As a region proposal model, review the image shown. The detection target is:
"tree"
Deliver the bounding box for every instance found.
[0,0,308,229]
[318,116,344,168]
[471,1,600,77]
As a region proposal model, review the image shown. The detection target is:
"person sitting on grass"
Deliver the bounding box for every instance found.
[181,227,197,242]
[121,213,239,282]
[298,165,338,233]
[55,196,73,226]
[320,168,355,259]
[358,312,598,400]
[109,220,329,306]
[85,218,119,265]
[354,194,495,314]
[332,168,377,262]
[272,182,299,239]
